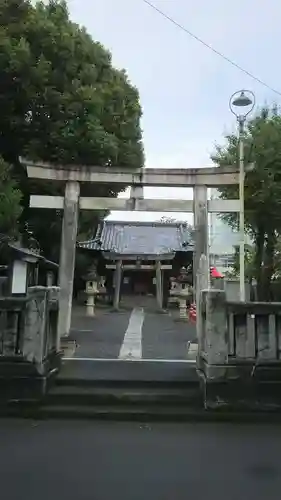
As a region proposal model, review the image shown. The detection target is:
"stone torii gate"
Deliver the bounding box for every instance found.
[20,158,239,339]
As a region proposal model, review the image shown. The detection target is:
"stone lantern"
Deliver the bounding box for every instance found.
[173,267,193,320]
[84,264,98,317]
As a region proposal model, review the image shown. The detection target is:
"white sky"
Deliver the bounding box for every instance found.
[65,0,280,223]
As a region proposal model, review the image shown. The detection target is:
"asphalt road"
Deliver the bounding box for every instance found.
[1,419,281,500]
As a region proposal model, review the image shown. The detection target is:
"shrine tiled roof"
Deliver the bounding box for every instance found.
[79,220,194,255]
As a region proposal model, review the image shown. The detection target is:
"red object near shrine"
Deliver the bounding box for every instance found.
[187,268,222,325]
[189,303,196,323]
[210,266,223,278]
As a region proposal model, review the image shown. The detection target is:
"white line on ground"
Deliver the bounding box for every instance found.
[118,307,144,360]
[63,357,196,363]
[70,330,93,333]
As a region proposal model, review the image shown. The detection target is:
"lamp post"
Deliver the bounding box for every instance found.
[229,90,255,301]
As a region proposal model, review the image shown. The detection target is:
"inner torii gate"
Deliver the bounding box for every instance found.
[20,158,239,339]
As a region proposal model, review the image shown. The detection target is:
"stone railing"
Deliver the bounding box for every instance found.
[0,287,59,361]
[0,286,61,402]
[197,288,281,410]
[226,301,280,361]
[25,286,60,363]
[198,289,281,364]
[0,296,26,357]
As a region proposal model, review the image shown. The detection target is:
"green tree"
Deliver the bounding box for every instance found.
[0,157,22,236]
[0,0,144,260]
[212,106,281,300]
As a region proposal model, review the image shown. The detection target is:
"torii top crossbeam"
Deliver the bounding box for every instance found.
[20,158,238,187]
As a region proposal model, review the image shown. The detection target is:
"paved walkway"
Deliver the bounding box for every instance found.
[69,306,196,360]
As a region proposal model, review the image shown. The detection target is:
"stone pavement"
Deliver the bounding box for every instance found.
[69,306,196,360]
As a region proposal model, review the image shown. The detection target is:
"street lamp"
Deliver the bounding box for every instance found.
[229,90,255,301]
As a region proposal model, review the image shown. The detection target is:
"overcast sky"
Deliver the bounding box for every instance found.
[66,0,280,222]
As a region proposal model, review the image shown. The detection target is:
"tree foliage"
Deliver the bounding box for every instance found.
[212,106,281,299]
[224,244,255,280]
[0,157,22,236]
[0,0,144,260]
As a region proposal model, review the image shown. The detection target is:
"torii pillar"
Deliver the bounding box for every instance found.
[58,181,80,338]
[193,185,209,303]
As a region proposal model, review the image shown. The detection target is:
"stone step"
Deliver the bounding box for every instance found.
[11,403,281,423]
[33,404,206,421]
[47,383,201,406]
[58,358,198,385]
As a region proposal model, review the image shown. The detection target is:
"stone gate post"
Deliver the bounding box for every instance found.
[193,185,209,300]
[58,181,80,338]
[196,254,209,354]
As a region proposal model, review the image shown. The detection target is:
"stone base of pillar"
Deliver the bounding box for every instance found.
[179,299,187,320]
[0,350,61,404]
[86,295,95,317]
[198,362,281,411]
